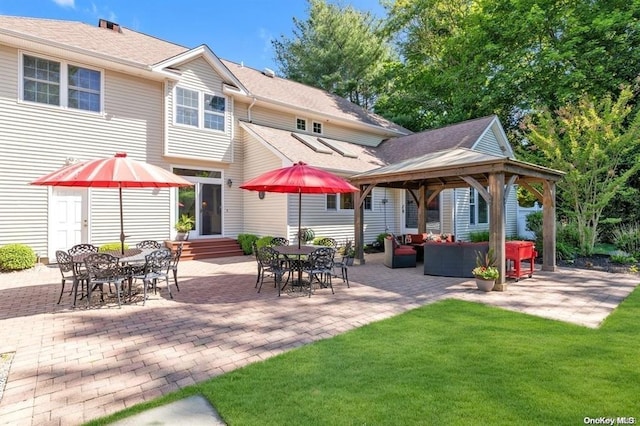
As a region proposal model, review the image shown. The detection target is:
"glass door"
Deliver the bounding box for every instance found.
[174,168,223,238]
[200,183,222,236]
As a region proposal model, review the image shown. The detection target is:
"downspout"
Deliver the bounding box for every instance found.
[247,97,257,123]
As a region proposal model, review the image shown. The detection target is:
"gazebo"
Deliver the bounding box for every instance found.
[349,148,565,285]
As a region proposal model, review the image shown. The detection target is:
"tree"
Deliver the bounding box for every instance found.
[273,0,395,109]
[377,0,640,132]
[523,87,640,254]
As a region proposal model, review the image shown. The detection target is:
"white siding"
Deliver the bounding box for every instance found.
[0,44,170,257]
[283,186,398,246]
[248,105,383,146]
[221,117,245,237]
[453,187,518,242]
[473,128,505,156]
[242,130,288,237]
[166,57,234,162]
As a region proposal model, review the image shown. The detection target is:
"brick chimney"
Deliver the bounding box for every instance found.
[98,19,121,33]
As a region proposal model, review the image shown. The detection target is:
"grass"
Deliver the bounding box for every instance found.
[89,289,640,425]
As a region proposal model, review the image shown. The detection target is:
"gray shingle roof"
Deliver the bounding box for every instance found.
[223,60,409,134]
[240,121,386,173]
[0,15,408,135]
[0,15,188,66]
[376,115,498,164]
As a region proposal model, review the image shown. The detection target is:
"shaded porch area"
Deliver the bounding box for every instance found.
[349,148,565,285]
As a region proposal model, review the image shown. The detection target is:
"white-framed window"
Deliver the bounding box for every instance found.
[469,188,488,225]
[175,86,226,132]
[22,53,102,112]
[176,87,199,126]
[326,192,371,211]
[296,118,307,131]
[205,94,225,131]
[312,121,323,134]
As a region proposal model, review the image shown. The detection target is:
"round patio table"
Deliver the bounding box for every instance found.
[273,245,320,293]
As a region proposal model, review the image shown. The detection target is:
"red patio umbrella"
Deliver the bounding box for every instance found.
[240,161,358,248]
[31,152,193,254]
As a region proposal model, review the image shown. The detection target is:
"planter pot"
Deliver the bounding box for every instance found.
[175,231,190,241]
[474,277,495,292]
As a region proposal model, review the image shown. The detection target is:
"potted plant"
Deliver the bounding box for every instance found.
[472,249,499,292]
[174,214,195,241]
[298,227,315,244]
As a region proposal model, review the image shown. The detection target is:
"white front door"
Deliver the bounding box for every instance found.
[50,188,88,258]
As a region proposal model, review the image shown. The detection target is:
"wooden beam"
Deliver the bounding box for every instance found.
[354,185,369,265]
[489,173,506,286]
[462,176,492,204]
[418,185,426,233]
[542,180,557,271]
[519,181,544,204]
[504,175,518,204]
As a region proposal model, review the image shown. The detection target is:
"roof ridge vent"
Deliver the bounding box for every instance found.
[98,19,122,33]
[262,68,275,78]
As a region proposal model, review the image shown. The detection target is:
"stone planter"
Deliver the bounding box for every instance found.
[474,277,495,292]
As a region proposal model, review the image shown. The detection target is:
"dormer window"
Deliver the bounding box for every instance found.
[312,121,323,134]
[296,118,307,131]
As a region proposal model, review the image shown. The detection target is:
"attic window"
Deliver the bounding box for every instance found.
[312,122,322,134]
[296,118,307,131]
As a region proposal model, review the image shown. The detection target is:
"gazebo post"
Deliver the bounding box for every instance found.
[354,186,365,265]
[418,185,426,234]
[542,181,557,271]
[489,173,506,286]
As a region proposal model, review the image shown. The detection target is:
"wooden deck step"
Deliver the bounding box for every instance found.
[165,238,244,261]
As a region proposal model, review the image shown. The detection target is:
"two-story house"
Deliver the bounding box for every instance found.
[0,15,521,262]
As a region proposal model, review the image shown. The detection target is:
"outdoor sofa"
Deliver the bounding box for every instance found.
[423,241,489,278]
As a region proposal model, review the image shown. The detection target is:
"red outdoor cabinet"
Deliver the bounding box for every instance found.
[505,241,537,281]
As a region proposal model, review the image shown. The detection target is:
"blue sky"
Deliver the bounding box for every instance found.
[0,0,386,72]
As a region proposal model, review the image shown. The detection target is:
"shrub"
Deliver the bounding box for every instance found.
[0,244,37,271]
[237,234,259,255]
[256,236,274,249]
[556,220,581,258]
[555,241,576,261]
[312,236,335,246]
[376,233,390,246]
[610,252,637,265]
[612,223,640,258]
[469,230,490,242]
[98,242,129,252]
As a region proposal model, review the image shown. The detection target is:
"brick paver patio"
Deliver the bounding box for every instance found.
[0,252,637,425]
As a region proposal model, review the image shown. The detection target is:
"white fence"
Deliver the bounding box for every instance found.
[517,203,542,240]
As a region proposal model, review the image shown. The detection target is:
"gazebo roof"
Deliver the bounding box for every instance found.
[349,148,564,189]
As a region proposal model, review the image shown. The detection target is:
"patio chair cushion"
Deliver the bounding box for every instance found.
[394,247,416,256]
[384,236,417,268]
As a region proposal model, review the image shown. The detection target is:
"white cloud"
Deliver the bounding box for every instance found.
[85,2,117,23]
[52,0,75,8]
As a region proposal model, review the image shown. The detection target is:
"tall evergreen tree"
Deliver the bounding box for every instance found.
[273,0,395,109]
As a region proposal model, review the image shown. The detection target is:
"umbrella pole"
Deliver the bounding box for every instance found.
[298,190,302,249]
[119,185,125,255]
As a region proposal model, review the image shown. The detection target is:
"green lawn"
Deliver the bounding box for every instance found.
[90,288,640,425]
